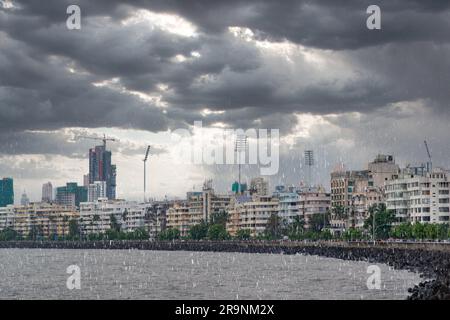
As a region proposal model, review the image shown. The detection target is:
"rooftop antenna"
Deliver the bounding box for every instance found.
[235,134,248,194]
[143,145,151,203]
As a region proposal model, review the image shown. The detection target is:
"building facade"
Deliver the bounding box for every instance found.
[42,182,53,203]
[385,168,450,224]
[89,145,116,199]
[87,181,107,202]
[0,203,79,238]
[56,182,87,208]
[298,186,331,229]
[0,178,14,207]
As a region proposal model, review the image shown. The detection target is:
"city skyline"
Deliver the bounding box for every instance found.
[2,1,450,202]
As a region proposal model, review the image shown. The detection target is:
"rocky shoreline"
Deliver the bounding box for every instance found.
[0,240,449,299]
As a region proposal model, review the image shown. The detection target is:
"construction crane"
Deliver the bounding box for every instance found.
[143,145,151,203]
[424,140,432,172]
[78,134,117,149]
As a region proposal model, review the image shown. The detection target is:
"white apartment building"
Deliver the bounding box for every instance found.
[386,168,450,224]
[229,195,279,237]
[278,192,301,224]
[0,203,78,237]
[80,198,149,235]
[0,205,14,230]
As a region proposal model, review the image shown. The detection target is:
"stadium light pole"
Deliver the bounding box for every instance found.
[143,145,151,203]
[235,135,247,194]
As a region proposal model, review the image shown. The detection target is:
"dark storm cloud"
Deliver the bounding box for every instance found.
[1,0,450,160]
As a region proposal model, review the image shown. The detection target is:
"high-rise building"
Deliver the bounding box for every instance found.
[42,182,53,203]
[56,183,87,207]
[0,178,14,207]
[89,145,116,199]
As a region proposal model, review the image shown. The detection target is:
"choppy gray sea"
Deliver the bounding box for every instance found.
[0,248,422,300]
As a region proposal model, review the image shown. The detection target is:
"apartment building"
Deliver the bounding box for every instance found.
[227,195,279,237]
[166,201,190,237]
[298,186,331,229]
[80,198,146,234]
[0,203,79,238]
[278,192,301,224]
[385,167,450,224]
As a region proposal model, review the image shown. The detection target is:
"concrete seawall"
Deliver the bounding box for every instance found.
[1,240,449,299]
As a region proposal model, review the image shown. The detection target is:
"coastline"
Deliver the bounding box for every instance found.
[1,240,449,299]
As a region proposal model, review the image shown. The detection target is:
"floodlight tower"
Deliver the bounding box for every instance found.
[143,145,151,203]
[304,150,314,188]
[235,135,248,194]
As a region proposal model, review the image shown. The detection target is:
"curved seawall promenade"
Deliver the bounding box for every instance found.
[1,240,449,299]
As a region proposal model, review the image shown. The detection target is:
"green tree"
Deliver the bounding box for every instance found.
[207,224,230,240]
[342,228,363,241]
[332,205,347,220]
[188,221,209,240]
[158,228,180,240]
[412,222,426,240]
[309,213,329,233]
[110,214,121,232]
[392,223,413,239]
[68,219,80,239]
[364,203,396,239]
[210,210,228,227]
[264,213,282,239]
[286,216,305,239]
[28,225,43,241]
[235,228,251,240]
[0,227,19,241]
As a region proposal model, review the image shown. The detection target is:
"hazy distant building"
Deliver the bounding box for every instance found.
[232,181,247,194]
[42,182,53,203]
[249,177,269,196]
[89,145,116,199]
[56,182,87,207]
[20,191,30,206]
[0,178,14,207]
[83,174,90,187]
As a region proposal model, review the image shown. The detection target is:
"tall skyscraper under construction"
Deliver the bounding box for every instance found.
[89,145,116,200]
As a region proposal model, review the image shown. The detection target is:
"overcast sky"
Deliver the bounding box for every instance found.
[1,0,450,202]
